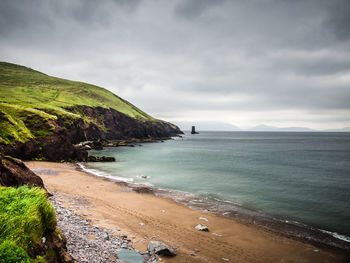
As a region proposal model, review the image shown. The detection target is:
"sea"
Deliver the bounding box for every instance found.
[81,131,350,249]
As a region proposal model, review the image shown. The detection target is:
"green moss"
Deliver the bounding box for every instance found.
[0,186,56,251]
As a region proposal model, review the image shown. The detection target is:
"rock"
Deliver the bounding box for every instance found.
[147,241,176,257]
[132,186,154,194]
[0,155,45,188]
[222,258,230,261]
[87,155,115,162]
[139,222,146,226]
[199,217,208,222]
[195,224,209,232]
[212,233,223,237]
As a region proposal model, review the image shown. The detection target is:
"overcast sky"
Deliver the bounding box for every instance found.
[1,0,350,130]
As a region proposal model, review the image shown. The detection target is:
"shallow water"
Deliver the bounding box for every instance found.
[85,131,350,246]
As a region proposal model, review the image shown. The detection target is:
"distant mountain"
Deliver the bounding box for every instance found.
[323,127,350,132]
[247,124,314,132]
[173,121,240,131]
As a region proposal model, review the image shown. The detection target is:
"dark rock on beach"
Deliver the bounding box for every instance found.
[0,155,44,188]
[87,155,116,162]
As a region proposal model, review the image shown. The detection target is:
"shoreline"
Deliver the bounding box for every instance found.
[26,161,349,263]
[79,162,350,251]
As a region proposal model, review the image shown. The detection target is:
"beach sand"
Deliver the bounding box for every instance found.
[26,161,348,263]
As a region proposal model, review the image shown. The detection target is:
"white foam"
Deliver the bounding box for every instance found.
[320,229,350,243]
[77,163,134,183]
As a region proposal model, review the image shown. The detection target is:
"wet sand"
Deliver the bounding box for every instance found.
[26,161,349,263]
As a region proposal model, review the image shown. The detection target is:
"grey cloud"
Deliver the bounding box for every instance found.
[174,0,226,19]
[0,0,349,129]
[325,0,350,41]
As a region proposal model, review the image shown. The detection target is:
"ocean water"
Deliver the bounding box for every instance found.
[84,131,350,248]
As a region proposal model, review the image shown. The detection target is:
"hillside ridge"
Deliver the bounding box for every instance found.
[0,61,182,161]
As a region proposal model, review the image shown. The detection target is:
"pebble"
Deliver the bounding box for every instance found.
[212,233,224,237]
[222,258,230,262]
[49,192,157,263]
[199,217,209,222]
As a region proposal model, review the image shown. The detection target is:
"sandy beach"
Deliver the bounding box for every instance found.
[26,161,348,263]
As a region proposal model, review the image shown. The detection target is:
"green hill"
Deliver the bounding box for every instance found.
[0,62,181,161]
[0,62,172,145]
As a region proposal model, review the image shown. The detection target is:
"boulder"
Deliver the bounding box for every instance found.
[0,155,44,188]
[195,224,209,232]
[147,241,176,257]
[87,156,115,162]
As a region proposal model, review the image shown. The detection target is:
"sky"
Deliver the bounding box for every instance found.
[1,0,350,130]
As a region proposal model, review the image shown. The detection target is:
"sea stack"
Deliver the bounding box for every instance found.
[191,126,199,134]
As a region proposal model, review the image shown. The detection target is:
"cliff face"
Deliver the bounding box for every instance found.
[1,105,182,161]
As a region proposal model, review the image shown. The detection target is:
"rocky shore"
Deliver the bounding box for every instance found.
[49,192,158,263]
[26,161,349,263]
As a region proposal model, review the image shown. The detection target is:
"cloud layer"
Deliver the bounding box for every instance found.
[1,0,349,129]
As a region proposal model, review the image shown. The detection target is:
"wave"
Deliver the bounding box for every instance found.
[77,163,134,183]
[320,230,350,243]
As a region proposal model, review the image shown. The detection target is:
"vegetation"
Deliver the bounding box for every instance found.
[0,240,31,263]
[0,61,156,144]
[0,186,56,260]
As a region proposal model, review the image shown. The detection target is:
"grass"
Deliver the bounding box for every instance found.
[0,186,56,251]
[0,61,157,144]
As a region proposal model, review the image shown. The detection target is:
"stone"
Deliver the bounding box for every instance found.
[199,217,208,222]
[195,224,209,232]
[212,233,223,237]
[87,155,115,162]
[147,241,176,257]
[0,155,45,188]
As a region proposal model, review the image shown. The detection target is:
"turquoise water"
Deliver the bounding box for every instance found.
[85,131,350,245]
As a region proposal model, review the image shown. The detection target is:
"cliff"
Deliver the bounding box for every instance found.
[0,62,182,161]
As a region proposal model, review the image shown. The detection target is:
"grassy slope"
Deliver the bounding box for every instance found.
[0,186,57,262]
[0,62,156,144]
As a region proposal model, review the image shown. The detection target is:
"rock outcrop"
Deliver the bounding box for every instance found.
[0,155,44,188]
[1,105,182,162]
